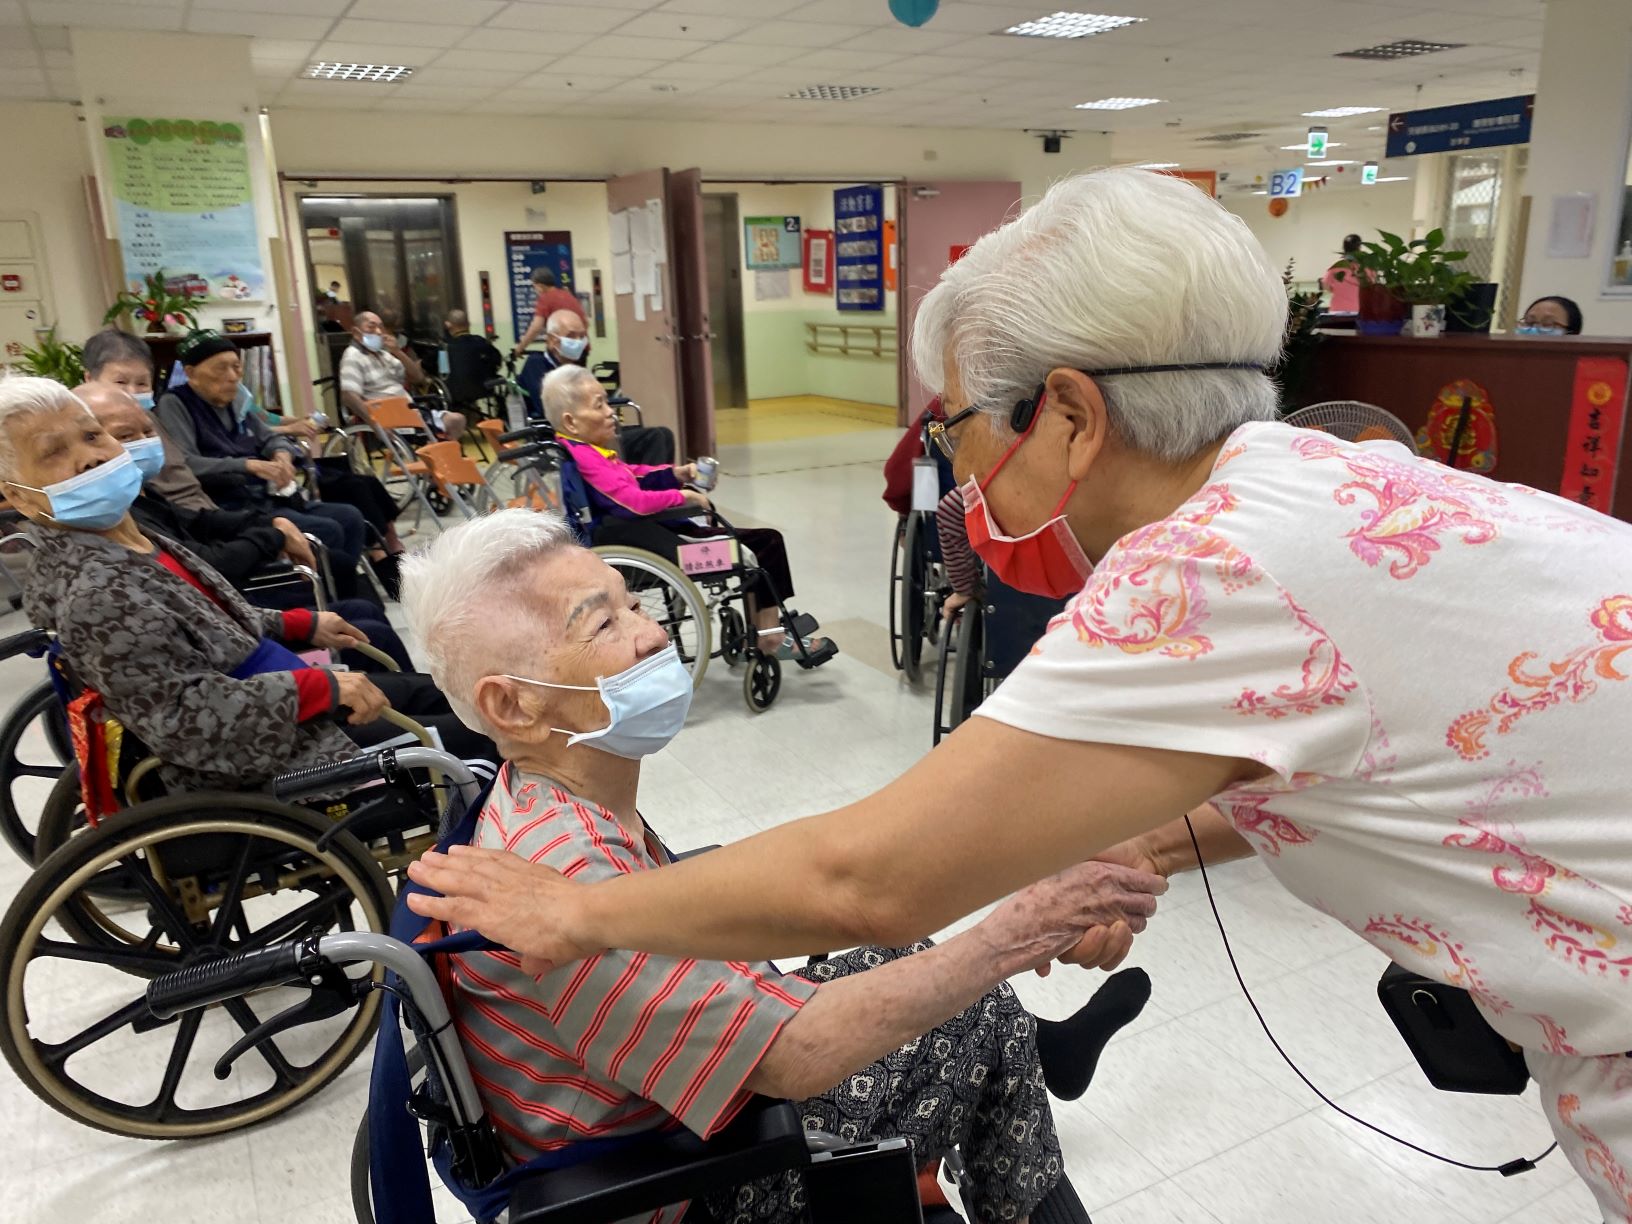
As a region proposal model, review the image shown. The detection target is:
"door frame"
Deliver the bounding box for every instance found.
[700,191,748,411]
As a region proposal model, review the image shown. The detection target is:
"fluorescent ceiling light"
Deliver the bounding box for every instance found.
[1306,160,1356,166]
[302,62,413,83]
[783,84,885,101]
[1076,97,1162,110]
[1132,162,1180,169]
[1252,190,1268,195]
[1374,176,1410,182]
[1281,141,1342,150]
[1003,11,1144,38]
[1302,106,1386,118]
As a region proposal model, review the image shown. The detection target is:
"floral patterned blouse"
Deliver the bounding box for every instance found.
[977,420,1632,1057]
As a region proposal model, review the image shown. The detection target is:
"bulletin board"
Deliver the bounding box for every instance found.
[744,215,802,269]
[803,229,833,293]
[505,230,574,339]
[833,184,884,312]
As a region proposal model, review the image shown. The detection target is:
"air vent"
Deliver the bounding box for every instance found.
[783,84,885,101]
[1335,40,1464,61]
[1195,131,1263,143]
[302,62,413,83]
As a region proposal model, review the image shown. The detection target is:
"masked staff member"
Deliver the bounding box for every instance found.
[408,169,1632,1222]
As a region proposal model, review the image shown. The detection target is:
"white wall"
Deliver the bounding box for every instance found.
[1519,0,1632,335]
[0,102,104,346]
[1224,182,1417,289]
[269,110,1109,208]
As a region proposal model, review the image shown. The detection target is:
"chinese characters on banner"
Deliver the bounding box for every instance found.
[505,231,574,340]
[103,117,264,301]
[833,184,884,312]
[1558,356,1628,513]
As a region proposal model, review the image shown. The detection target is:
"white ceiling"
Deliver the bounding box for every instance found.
[0,0,1545,188]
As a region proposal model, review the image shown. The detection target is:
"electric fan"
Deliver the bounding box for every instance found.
[1283,400,1418,452]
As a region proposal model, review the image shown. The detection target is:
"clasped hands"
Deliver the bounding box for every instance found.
[405,839,1168,980]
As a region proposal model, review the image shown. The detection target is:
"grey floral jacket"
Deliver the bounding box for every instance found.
[23,525,354,793]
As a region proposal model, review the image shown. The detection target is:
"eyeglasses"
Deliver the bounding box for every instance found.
[926,404,982,460]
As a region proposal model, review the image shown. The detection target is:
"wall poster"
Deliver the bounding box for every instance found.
[103,116,265,302]
[505,230,575,339]
[833,184,884,312]
[744,215,802,269]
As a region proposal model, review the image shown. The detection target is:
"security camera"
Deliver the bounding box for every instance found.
[1043,133,1062,153]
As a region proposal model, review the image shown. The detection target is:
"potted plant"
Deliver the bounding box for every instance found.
[1335,229,1474,338]
[1273,259,1326,412]
[105,270,200,335]
[14,328,85,385]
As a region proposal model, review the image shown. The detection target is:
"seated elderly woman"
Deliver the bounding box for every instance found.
[398,508,1158,1223]
[0,376,492,793]
[154,329,408,596]
[542,364,828,656]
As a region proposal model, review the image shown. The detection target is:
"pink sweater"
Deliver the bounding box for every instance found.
[562,438,686,516]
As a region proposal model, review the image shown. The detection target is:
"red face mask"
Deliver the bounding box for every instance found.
[960,392,1094,600]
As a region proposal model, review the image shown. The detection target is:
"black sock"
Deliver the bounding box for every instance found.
[1033,967,1151,1101]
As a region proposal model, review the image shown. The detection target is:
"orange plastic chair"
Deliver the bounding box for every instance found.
[416,441,500,518]
[476,419,509,453]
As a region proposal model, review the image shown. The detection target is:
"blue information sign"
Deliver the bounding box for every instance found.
[1386,94,1534,158]
[833,184,884,312]
[505,230,574,338]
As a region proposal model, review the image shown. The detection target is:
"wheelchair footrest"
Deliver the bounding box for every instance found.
[785,611,820,640]
[795,639,839,670]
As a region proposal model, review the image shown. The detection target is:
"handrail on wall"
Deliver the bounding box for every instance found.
[806,322,897,360]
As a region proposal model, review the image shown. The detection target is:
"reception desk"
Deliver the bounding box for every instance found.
[1305,332,1632,522]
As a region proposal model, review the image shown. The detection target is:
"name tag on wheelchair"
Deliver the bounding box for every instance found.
[677,536,739,576]
[911,456,941,513]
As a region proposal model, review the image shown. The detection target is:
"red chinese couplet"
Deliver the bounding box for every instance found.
[1558,356,1629,513]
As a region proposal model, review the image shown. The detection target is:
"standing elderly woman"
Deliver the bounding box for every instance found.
[410,169,1632,1221]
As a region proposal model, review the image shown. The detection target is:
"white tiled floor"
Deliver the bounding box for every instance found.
[0,426,1604,1223]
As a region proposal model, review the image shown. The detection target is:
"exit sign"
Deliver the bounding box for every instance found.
[1361,162,1379,185]
[1307,127,1328,159]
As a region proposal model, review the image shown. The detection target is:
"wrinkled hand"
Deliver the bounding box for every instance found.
[943,591,973,619]
[269,452,299,487]
[406,846,596,976]
[312,611,369,651]
[686,490,713,513]
[1051,837,1170,972]
[332,671,389,725]
[246,458,284,485]
[271,517,316,569]
[272,418,319,441]
[977,859,1167,977]
[674,462,698,483]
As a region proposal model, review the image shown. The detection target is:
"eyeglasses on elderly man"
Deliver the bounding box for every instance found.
[394,507,1157,1222]
[402,167,1632,1221]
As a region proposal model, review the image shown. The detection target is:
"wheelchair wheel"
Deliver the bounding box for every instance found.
[888,517,907,672]
[349,1045,426,1224]
[718,605,747,667]
[592,547,711,686]
[0,794,392,1139]
[898,513,935,682]
[743,654,781,713]
[0,679,72,863]
[948,601,988,733]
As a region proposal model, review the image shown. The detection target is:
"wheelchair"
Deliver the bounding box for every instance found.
[481,424,838,714]
[889,424,954,683]
[932,569,1066,746]
[143,792,1095,1224]
[0,626,482,1141]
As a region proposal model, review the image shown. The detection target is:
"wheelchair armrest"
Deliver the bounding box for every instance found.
[507,1100,809,1224]
[0,627,52,661]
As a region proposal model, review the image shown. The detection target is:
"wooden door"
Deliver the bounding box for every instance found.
[668,168,715,457]
[606,169,684,448]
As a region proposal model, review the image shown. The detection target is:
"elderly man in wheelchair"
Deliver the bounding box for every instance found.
[0,375,497,1137]
[340,508,1158,1223]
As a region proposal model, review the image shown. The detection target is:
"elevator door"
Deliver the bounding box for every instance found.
[702,193,747,411]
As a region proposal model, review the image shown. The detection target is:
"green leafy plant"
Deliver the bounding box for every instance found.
[1334,228,1474,306]
[104,270,199,333]
[1274,260,1326,412]
[14,328,85,386]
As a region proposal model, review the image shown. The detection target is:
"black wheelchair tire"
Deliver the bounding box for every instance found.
[888,517,906,672]
[719,605,747,667]
[0,794,392,1139]
[744,654,781,713]
[949,601,988,732]
[0,680,71,864]
[900,513,930,683]
[931,613,961,747]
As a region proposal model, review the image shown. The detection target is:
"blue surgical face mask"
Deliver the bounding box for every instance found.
[361,332,385,353]
[124,436,166,480]
[504,644,693,759]
[134,391,156,411]
[231,383,257,422]
[6,451,144,530]
[555,335,589,362]
[1516,323,1565,336]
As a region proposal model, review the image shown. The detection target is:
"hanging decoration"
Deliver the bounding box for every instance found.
[1268,198,1289,218]
[1417,378,1499,473]
[889,0,939,26]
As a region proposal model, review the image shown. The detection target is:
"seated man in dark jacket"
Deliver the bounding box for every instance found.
[442,310,502,414]
[77,383,411,671]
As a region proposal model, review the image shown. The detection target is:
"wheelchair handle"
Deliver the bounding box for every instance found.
[146,933,319,1019]
[0,627,52,662]
[499,426,552,444]
[271,750,397,800]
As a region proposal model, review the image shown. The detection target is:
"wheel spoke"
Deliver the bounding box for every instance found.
[231,886,352,952]
[146,1008,203,1121]
[121,852,204,952]
[207,840,257,949]
[10,762,62,779]
[33,937,181,974]
[38,996,155,1069]
[220,997,300,1087]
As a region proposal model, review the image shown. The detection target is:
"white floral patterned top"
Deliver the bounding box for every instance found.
[977,420,1632,1057]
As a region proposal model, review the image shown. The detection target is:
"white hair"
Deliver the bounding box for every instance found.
[541,364,601,430]
[545,309,583,337]
[911,168,1288,461]
[399,508,579,734]
[0,375,92,479]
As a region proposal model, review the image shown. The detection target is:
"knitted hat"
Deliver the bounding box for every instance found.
[176,329,236,366]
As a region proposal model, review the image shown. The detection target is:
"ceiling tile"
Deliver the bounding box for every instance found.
[613,11,754,40]
[679,41,806,66]
[0,0,23,21]
[456,28,592,54]
[658,0,806,16]
[636,59,751,81]
[327,18,483,49]
[424,48,550,72]
[400,66,526,89]
[828,26,979,54]
[571,33,711,59]
[390,82,505,100]
[530,55,665,79]
[783,48,904,72]
[31,25,72,49]
[250,39,319,62]
[345,0,505,25]
[187,11,334,37]
[0,48,39,67]
[483,4,634,34]
[0,66,45,86]
[27,2,183,31]
[730,20,873,48]
[189,0,342,14]
[502,0,661,8]
[315,42,439,65]
[515,69,623,91]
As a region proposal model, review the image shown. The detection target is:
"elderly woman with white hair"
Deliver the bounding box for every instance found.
[410,169,1632,1219]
